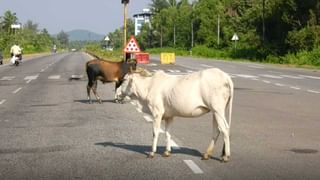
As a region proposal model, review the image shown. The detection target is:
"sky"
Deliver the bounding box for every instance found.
[0,0,151,35]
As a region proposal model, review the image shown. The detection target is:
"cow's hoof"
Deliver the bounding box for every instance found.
[202,153,211,160]
[162,151,171,157]
[221,156,230,163]
[98,100,102,104]
[147,152,155,158]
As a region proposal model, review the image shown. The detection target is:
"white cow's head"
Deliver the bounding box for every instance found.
[116,68,153,101]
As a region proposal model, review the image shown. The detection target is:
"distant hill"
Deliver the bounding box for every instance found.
[66,29,105,41]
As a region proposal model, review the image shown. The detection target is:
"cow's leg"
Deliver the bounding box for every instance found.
[87,80,93,104]
[92,81,102,104]
[87,85,92,104]
[148,115,162,158]
[214,110,230,162]
[203,114,220,160]
[163,117,173,157]
[114,81,122,103]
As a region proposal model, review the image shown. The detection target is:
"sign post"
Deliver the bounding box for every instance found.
[121,0,129,61]
[231,33,239,52]
[124,36,141,62]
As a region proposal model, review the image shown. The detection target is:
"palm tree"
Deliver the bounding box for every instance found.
[1,10,18,33]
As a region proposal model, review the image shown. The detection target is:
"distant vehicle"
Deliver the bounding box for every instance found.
[71,48,77,52]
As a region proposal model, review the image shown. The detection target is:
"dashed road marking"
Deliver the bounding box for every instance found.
[275,83,285,87]
[290,86,301,90]
[12,87,22,94]
[260,74,283,79]
[170,139,180,150]
[263,80,271,84]
[184,160,204,174]
[143,115,153,122]
[248,65,264,69]
[48,75,61,80]
[281,75,304,79]
[0,99,6,105]
[0,76,15,81]
[24,74,39,84]
[235,74,258,79]
[307,90,320,94]
[299,75,320,80]
[200,64,213,68]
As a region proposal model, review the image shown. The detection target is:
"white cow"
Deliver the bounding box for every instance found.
[117,68,234,162]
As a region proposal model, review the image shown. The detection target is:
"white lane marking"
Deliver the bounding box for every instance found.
[171,139,180,150]
[200,64,213,68]
[275,83,285,87]
[184,160,204,174]
[260,74,283,79]
[290,86,301,90]
[12,87,22,94]
[147,63,157,66]
[281,75,304,79]
[248,65,264,69]
[187,70,194,73]
[0,99,6,105]
[307,90,320,94]
[299,75,320,80]
[143,115,153,122]
[167,69,181,73]
[268,71,281,74]
[0,76,15,81]
[263,80,271,84]
[136,108,142,113]
[235,74,258,79]
[24,74,39,83]
[48,75,61,80]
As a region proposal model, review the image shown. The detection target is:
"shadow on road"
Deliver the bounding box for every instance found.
[74,99,116,104]
[95,141,220,161]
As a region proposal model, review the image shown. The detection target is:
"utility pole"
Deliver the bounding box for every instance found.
[262,0,265,46]
[217,15,220,46]
[121,0,129,60]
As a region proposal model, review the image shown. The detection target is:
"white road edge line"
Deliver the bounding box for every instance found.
[307,90,320,94]
[0,99,6,105]
[143,115,153,122]
[290,86,301,90]
[12,87,22,94]
[184,160,204,174]
[275,83,285,87]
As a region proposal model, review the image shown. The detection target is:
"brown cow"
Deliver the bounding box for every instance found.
[86,59,136,103]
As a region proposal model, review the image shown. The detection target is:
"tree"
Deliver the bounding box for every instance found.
[56,31,69,48]
[24,20,38,32]
[1,10,18,33]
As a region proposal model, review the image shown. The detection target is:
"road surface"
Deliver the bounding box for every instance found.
[0,52,319,179]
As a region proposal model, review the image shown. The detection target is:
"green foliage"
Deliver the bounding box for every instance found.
[85,43,123,62]
[0,11,55,56]
[138,0,320,67]
[146,47,190,56]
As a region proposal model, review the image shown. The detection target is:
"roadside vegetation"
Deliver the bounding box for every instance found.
[106,0,320,68]
[0,11,70,58]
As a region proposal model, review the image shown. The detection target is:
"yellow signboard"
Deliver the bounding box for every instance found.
[160,53,175,64]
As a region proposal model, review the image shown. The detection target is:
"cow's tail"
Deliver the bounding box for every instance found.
[227,76,234,129]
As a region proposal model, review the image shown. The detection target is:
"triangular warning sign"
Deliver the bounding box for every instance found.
[124,36,141,53]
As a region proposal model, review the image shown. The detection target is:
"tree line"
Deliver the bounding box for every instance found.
[0,10,70,56]
[108,0,320,66]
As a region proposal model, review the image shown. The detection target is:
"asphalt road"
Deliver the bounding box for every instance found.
[0,52,319,180]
